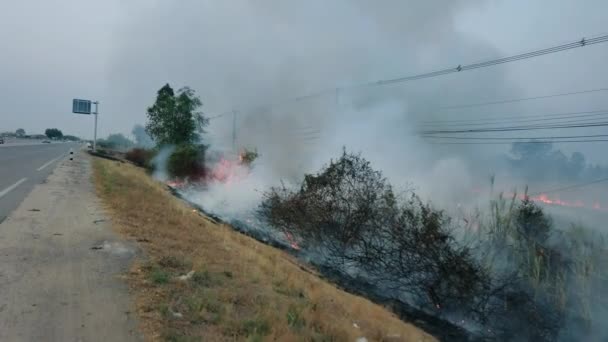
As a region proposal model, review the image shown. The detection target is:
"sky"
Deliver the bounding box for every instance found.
[1,0,608,166]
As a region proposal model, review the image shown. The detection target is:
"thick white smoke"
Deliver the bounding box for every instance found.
[107,0,523,233]
[124,3,608,340]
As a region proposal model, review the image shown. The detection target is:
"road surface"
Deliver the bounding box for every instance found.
[0,142,78,223]
[0,151,140,341]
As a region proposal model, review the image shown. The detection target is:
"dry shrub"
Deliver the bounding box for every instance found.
[260,150,489,319]
[259,149,594,341]
[125,148,157,170]
[167,144,206,179]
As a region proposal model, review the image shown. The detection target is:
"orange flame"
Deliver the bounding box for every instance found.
[474,188,607,212]
[284,232,301,250]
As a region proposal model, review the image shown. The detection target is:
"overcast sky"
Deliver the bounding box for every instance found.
[1,0,607,163]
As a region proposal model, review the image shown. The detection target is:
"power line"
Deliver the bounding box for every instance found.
[421,117,608,131]
[420,113,608,127]
[224,33,608,114]
[420,121,608,134]
[418,109,608,126]
[359,35,608,88]
[436,87,608,111]
[428,139,608,145]
[422,134,608,141]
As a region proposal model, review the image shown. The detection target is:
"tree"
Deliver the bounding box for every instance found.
[131,124,154,147]
[15,128,25,137]
[145,84,208,146]
[106,133,134,148]
[45,128,63,139]
[97,133,134,150]
[63,135,80,142]
[568,152,586,179]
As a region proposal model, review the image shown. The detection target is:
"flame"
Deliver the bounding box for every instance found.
[284,232,301,250]
[209,158,243,184]
[472,187,608,212]
[166,179,187,188]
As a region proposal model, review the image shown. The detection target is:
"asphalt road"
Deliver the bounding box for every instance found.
[0,142,79,222]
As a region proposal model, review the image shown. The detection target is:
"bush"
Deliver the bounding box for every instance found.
[259,149,589,340]
[259,150,489,315]
[168,144,205,179]
[125,148,157,170]
[239,148,259,166]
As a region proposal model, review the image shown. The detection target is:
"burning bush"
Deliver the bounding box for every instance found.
[259,150,490,318]
[239,148,259,167]
[125,148,157,170]
[258,149,603,340]
[167,144,206,179]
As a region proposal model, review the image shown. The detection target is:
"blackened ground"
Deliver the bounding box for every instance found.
[168,187,481,342]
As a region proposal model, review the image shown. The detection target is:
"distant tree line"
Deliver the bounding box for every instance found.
[45,128,63,139]
[506,142,608,181]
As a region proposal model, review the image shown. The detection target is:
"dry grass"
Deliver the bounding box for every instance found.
[92,157,435,342]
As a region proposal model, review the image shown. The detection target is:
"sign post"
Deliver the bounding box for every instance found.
[72,99,99,152]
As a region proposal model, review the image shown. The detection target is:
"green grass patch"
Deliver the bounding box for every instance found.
[241,318,271,337]
[150,268,170,284]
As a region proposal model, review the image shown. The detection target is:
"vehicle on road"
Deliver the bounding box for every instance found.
[0,138,4,144]
[42,140,51,143]
[86,142,92,149]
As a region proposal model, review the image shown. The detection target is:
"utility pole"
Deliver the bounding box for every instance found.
[93,101,99,152]
[335,87,340,110]
[232,110,237,153]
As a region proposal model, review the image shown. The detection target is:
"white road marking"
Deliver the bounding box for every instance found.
[37,156,62,171]
[0,178,28,199]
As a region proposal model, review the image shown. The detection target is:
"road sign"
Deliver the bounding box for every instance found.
[72,99,92,114]
[71,99,99,151]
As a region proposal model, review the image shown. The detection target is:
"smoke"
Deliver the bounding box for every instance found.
[105,0,516,212]
[108,1,519,184]
[109,1,608,340]
[151,146,175,182]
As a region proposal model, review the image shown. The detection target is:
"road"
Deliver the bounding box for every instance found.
[0,151,140,341]
[0,142,78,223]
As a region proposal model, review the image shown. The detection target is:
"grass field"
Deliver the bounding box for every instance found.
[92,157,435,342]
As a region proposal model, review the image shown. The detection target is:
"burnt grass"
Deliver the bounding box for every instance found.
[168,187,480,341]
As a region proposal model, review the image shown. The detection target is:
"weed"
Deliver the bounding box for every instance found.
[286,306,306,330]
[150,268,170,285]
[241,318,271,337]
[273,281,304,298]
[159,255,191,270]
[192,270,222,287]
[163,330,198,342]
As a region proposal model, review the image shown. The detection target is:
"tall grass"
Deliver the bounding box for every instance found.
[473,188,608,338]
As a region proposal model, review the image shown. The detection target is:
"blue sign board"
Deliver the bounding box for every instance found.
[72,99,92,114]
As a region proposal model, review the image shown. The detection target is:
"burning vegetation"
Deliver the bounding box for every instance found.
[122,83,607,341]
[126,132,608,340]
[255,149,608,341]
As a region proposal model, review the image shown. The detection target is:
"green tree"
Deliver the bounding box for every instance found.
[145,84,208,146]
[45,128,63,139]
[15,128,25,137]
[106,133,134,149]
[131,124,154,147]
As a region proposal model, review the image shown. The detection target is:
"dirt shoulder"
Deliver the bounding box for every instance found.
[92,157,436,341]
[0,152,140,341]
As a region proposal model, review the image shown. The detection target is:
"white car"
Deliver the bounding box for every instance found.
[86,142,92,149]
